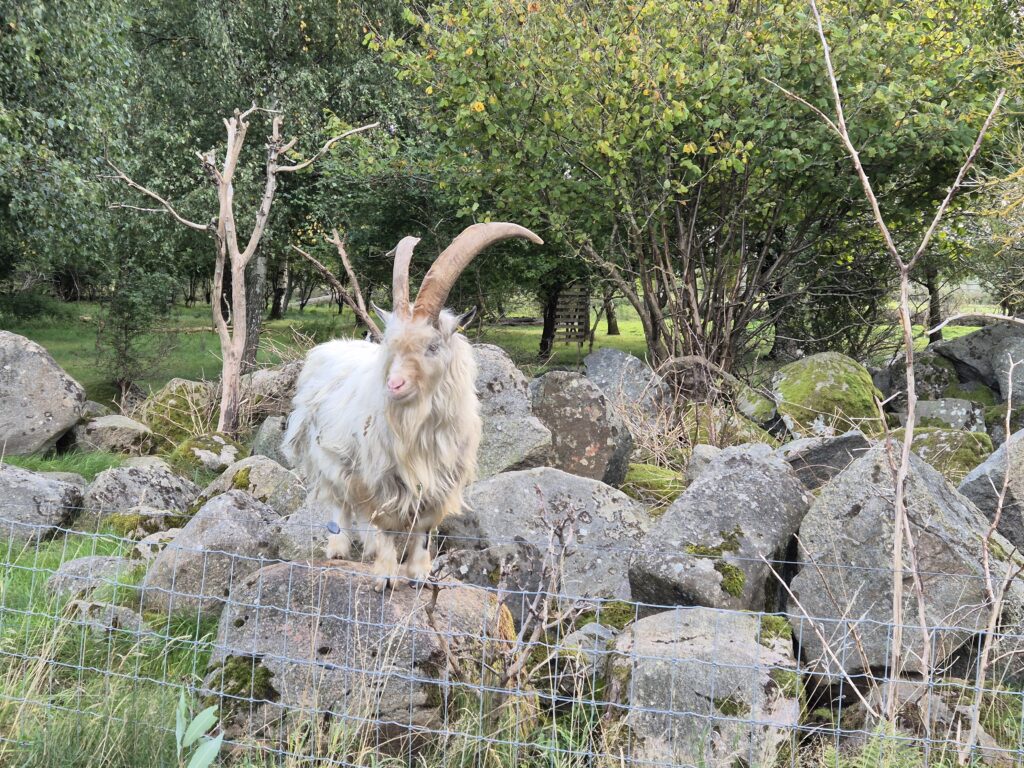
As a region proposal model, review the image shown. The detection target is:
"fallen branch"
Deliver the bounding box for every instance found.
[290,243,382,341]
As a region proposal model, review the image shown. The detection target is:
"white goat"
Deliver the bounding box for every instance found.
[284,223,543,589]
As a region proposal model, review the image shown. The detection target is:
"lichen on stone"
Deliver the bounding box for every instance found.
[773,352,882,436]
[894,427,992,484]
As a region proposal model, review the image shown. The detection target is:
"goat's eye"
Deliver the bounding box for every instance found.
[426,342,441,355]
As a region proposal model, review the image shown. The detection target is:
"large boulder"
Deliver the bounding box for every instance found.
[250,416,293,469]
[529,370,632,486]
[607,608,799,768]
[583,348,667,414]
[629,447,811,610]
[441,467,652,599]
[772,352,881,437]
[932,321,1024,390]
[0,464,83,542]
[683,443,723,485]
[71,415,154,455]
[788,445,1021,681]
[994,337,1024,402]
[83,461,200,522]
[774,430,871,491]
[205,560,513,739]
[270,498,330,562]
[472,344,551,477]
[140,490,280,618]
[198,455,305,517]
[884,350,958,405]
[958,429,1024,550]
[0,330,85,454]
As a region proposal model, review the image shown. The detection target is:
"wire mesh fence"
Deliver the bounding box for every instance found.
[1,506,1023,768]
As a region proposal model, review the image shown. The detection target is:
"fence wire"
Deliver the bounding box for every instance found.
[0,507,1023,768]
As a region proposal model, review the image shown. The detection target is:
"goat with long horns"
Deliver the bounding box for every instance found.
[284,223,543,589]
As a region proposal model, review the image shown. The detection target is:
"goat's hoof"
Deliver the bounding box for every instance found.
[402,561,432,585]
[372,575,394,593]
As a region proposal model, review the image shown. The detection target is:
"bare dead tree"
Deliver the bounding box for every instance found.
[107,107,376,435]
[769,0,1004,727]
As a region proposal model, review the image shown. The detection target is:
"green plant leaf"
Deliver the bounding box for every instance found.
[176,691,187,754]
[182,706,219,749]
[186,733,224,768]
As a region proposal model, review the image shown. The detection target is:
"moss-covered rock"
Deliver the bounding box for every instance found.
[772,352,882,437]
[894,427,993,484]
[135,378,216,446]
[733,382,777,425]
[620,463,685,514]
[945,380,998,408]
[167,432,248,477]
[984,404,1024,447]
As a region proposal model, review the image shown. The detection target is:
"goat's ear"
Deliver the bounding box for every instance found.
[372,302,393,326]
[455,307,477,333]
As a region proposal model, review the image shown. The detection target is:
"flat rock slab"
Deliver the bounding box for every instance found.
[529,370,632,486]
[908,398,985,432]
[206,560,512,740]
[0,464,83,543]
[0,330,85,455]
[933,321,1024,389]
[199,455,305,517]
[441,467,652,600]
[629,446,811,610]
[608,608,799,768]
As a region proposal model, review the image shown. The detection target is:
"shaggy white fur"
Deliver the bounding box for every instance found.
[284,309,481,589]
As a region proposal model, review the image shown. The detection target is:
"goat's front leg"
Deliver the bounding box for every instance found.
[370,529,399,592]
[325,504,353,560]
[401,531,432,584]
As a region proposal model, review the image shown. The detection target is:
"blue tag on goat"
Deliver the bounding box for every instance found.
[326,521,341,535]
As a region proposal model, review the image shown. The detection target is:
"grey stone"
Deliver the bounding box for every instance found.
[239,361,302,419]
[629,446,811,610]
[583,348,666,413]
[0,464,83,542]
[774,430,871,490]
[199,455,305,517]
[71,415,154,455]
[529,371,632,486]
[958,429,1024,550]
[67,600,153,637]
[82,400,112,419]
[0,330,85,454]
[206,560,512,739]
[906,398,985,432]
[269,498,330,562]
[994,337,1024,402]
[251,416,292,469]
[683,444,722,485]
[885,350,958,406]
[441,467,652,600]
[47,555,140,599]
[83,463,199,520]
[607,608,799,768]
[433,540,544,628]
[174,433,245,473]
[933,321,1024,389]
[41,471,88,489]
[131,528,181,563]
[472,344,551,477]
[140,490,280,618]
[788,444,1022,681]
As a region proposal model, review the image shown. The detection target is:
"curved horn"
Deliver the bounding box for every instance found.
[412,223,543,320]
[390,236,420,318]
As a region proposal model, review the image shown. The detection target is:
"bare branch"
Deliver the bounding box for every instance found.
[275,123,379,173]
[927,312,1024,338]
[762,77,842,138]
[290,244,382,340]
[104,157,208,232]
[328,229,370,319]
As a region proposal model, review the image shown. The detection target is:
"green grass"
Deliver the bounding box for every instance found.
[1,451,125,481]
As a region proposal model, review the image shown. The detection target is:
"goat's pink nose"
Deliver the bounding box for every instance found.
[387,376,407,393]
